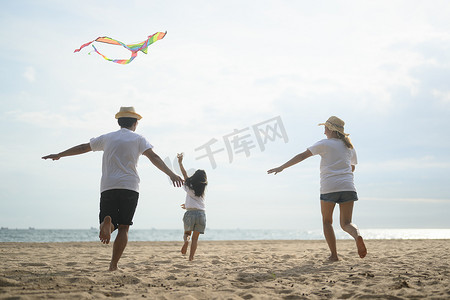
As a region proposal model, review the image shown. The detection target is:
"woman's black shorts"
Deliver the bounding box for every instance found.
[320,191,358,204]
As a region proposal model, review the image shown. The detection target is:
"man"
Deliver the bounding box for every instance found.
[42,106,183,271]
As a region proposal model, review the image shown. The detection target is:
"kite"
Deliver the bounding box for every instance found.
[74,32,167,64]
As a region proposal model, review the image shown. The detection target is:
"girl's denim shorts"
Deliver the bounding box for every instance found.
[183,210,206,234]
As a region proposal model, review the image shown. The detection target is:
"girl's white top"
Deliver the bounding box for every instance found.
[307,138,357,194]
[183,184,206,211]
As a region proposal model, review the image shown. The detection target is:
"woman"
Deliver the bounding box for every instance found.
[267,116,367,261]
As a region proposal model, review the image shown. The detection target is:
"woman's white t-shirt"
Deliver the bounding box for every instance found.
[90,128,153,193]
[307,138,357,194]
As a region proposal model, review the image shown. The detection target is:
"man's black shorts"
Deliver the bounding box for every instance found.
[99,189,139,230]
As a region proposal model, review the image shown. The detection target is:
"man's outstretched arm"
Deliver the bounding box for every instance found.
[42,143,92,161]
[143,148,183,187]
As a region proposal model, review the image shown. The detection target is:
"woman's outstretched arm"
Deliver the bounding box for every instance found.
[267,149,313,175]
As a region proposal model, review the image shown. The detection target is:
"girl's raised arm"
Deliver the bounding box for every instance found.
[177,153,189,180]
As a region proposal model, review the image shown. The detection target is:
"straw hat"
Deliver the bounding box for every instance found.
[318,116,349,136]
[115,107,142,120]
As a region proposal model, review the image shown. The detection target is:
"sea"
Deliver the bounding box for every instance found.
[1,228,449,243]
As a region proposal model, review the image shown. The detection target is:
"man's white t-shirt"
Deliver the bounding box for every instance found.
[90,128,153,193]
[307,138,357,194]
[183,185,206,211]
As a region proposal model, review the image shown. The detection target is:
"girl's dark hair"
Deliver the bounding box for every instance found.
[185,169,208,197]
[118,117,137,128]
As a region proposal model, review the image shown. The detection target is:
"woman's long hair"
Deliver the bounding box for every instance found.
[185,169,208,197]
[336,131,354,149]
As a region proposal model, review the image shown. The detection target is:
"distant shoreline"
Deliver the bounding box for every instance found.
[1,228,450,243]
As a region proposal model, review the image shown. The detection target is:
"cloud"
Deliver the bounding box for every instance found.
[2,1,450,230]
[362,197,450,204]
[6,109,109,130]
[432,89,450,106]
[361,156,450,171]
[23,66,36,82]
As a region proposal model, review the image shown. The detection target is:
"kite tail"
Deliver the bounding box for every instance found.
[74,40,95,53]
[91,45,137,64]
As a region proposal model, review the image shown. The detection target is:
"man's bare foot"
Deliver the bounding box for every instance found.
[328,255,339,262]
[356,236,367,258]
[99,216,113,244]
[189,256,194,261]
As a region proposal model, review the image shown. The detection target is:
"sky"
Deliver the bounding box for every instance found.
[1,0,449,230]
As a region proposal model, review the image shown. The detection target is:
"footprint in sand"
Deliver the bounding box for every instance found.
[154,260,172,264]
[173,264,189,269]
[20,262,48,267]
[0,277,20,287]
[68,277,95,285]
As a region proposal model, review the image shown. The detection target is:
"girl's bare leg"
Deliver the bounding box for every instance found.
[181,231,191,255]
[339,201,367,258]
[189,231,200,261]
[321,201,338,261]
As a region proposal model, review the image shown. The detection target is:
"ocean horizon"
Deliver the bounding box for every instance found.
[1,228,449,243]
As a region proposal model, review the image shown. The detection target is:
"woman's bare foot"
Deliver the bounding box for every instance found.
[356,236,367,258]
[109,262,118,271]
[99,216,113,244]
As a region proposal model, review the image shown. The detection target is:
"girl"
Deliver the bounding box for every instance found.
[267,116,367,261]
[177,153,208,261]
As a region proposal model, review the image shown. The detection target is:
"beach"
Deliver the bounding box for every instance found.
[0,239,449,299]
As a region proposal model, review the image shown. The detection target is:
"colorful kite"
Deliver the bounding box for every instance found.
[74,32,167,64]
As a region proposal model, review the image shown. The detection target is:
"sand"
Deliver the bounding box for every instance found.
[0,239,449,299]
